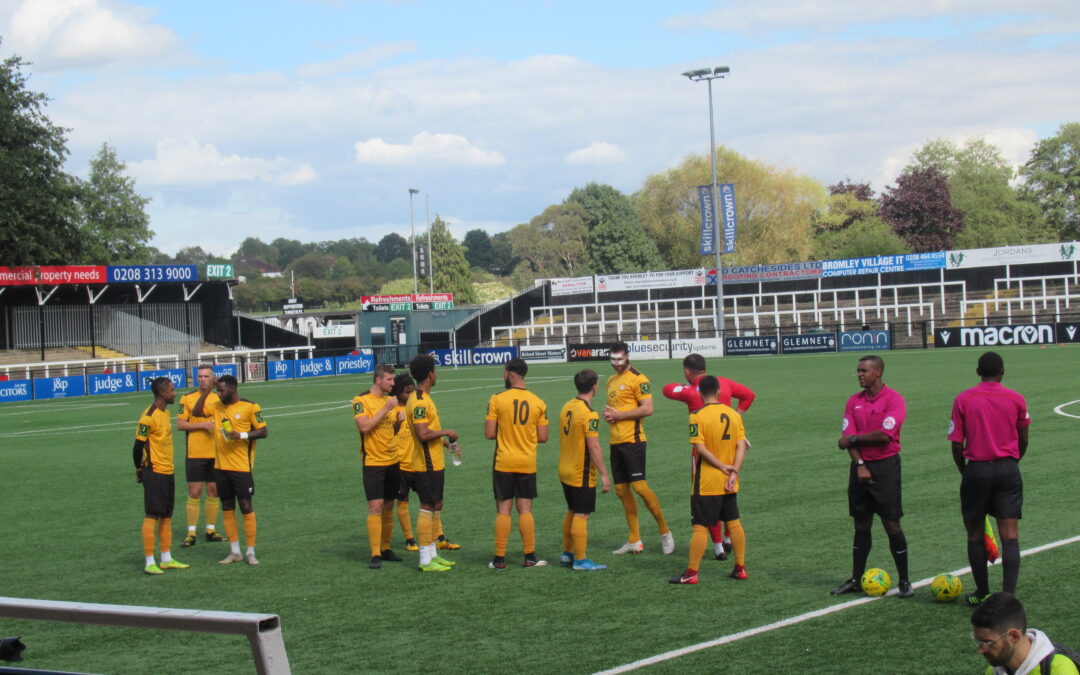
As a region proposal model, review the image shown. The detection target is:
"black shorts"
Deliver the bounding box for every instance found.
[185,457,216,484]
[142,470,175,516]
[397,469,416,500]
[610,442,647,484]
[691,493,739,527]
[493,470,538,501]
[414,470,445,506]
[562,483,596,514]
[848,454,903,520]
[216,469,255,503]
[363,463,401,502]
[961,458,1023,522]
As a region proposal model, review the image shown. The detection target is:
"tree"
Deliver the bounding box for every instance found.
[508,203,590,277]
[813,181,878,233]
[637,148,826,268]
[271,238,311,269]
[0,51,81,265]
[566,182,663,274]
[174,246,211,265]
[489,231,518,276]
[463,229,494,271]
[428,216,478,303]
[811,182,910,259]
[879,165,965,252]
[375,232,411,264]
[907,138,1052,248]
[1020,122,1080,240]
[75,142,153,264]
[288,252,333,279]
[236,237,279,267]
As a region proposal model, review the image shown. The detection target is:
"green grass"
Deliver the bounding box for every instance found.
[2,345,1079,674]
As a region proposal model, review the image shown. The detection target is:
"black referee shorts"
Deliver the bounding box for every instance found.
[961,458,1023,522]
[848,454,903,520]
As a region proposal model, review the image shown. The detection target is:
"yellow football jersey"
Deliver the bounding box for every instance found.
[135,405,174,475]
[606,367,652,444]
[406,390,444,472]
[205,398,266,473]
[178,390,220,460]
[486,388,548,473]
[558,397,601,488]
[352,391,398,466]
[390,404,413,470]
[688,403,746,496]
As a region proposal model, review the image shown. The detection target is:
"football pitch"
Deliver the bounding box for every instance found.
[3,345,1079,673]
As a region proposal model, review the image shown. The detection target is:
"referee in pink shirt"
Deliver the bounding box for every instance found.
[948,351,1030,606]
[832,355,913,598]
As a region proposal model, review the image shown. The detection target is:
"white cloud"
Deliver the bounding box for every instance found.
[5,0,183,69]
[295,41,416,79]
[129,139,317,186]
[354,132,505,166]
[666,0,1077,33]
[565,142,628,165]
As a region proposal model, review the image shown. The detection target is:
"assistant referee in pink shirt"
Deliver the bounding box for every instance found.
[948,351,1031,606]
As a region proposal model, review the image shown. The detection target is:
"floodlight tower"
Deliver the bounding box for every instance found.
[682,65,730,338]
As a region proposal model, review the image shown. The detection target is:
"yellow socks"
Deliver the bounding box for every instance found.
[632,480,668,534]
[494,513,511,556]
[242,512,256,547]
[571,515,589,561]
[561,511,574,553]
[396,501,414,539]
[186,497,200,530]
[142,517,156,556]
[205,497,220,532]
[688,524,709,573]
[380,510,394,551]
[519,512,536,555]
[157,517,172,554]
[417,509,433,548]
[615,483,641,542]
[366,514,382,557]
[727,519,746,567]
[224,510,240,543]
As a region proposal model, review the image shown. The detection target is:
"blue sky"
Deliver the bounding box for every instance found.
[1,0,1077,257]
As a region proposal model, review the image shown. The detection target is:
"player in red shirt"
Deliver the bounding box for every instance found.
[948,351,1030,605]
[662,353,755,560]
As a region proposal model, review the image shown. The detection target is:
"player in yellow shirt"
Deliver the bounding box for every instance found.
[353,364,406,569]
[406,353,459,572]
[558,369,611,571]
[390,373,419,551]
[670,375,748,585]
[192,374,268,566]
[604,341,673,556]
[132,377,189,575]
[176,365,225,547]
[484,358,549,569]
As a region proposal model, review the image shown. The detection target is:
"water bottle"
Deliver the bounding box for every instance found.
[448,441,462,466]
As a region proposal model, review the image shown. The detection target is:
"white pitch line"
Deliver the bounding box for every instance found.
[595,534,1080,675]
[1053,400,1080,419]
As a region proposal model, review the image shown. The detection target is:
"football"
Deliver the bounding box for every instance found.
[860,568,892,596]
[930,574,963,602]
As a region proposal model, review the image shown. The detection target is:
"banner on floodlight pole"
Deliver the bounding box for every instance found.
[719,183,736,254]
[697,185,716,256]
